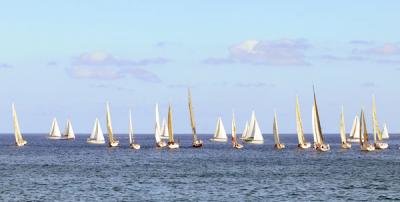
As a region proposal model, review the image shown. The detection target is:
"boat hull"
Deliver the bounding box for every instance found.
[314,143,330,152]
[192,140,203,148]
[109,141,119,147]
[374,142,388,150]
[130,144,141,150]
[156,141,167,148]
[361,143,375,151]
[234,143,243,149]
[16,140,27,147]
[347,138,360,143]
[87,139,106,144]
[298,142,311,149]
[341,142,352,149]
[210,138,228,142]
[275,143,285,150]
[168,142,179,149]
[48,136,63,140]
[243,139,264,144]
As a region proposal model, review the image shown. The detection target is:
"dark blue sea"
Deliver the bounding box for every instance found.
[0,133,399,201]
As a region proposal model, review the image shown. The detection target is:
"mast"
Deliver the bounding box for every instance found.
[372,95,382,142]
[313,86,324,144]
[188,89,198,142]
[340,107,346,143]
[129,110,133,144]
[168,104,174,143]
[232,112,237,146]
[296,97,305,144]
[273,112,280,145]
[106,102,114,143]
[12,103,23,144]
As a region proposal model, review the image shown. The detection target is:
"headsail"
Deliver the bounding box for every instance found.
[49,118,61,138]
[296,97,306,145]
[349,115,360,139]
[273,112,280,145]
[372,95,382,141]
[106,102,118,146]
[214,117,227,140]
[339,107,347,144]
[63,120,75,139]
[382,123,389,139]
[12,103,26,145]
[89,118,105,142]
[360,110,369,144]
[155,104,162,143]
[246,111,263,142]
[241,121,249,139]
[312,87,325,144]
[128,110,134,144]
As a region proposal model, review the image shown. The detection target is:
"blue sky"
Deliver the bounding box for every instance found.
[1,1,400,135]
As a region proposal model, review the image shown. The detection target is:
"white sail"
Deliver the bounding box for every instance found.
[273,112,280,145]
[128,110,133,144]
[213,117,227,140]
[63,120,75,139]
[311,106,319,144]
[339,108,346,143]
[241,121,249,139]
[246,111,263,143]
[88,118,105,143]
[154,104,162,143]
[12,103,26,145]
[296,97,305,145]
[49,118,62,138]
[382,123,389,139]
[349,115,360,139]
[161,118,169,139]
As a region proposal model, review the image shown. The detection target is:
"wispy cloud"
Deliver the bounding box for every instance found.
[203,39,310,66]
[353,43,400,56]
[0,63,12,68]
[349,40,374,45]
[47,61,58,66]
[361,81,377,88]
[235,82,274,88]
[73,52,170,66]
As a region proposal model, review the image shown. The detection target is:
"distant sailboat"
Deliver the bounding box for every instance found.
[231,112,243,149]
[243,111,264,144]
[160,119,169,140]
[87,118,105,144]
[62,120,75,140]
[210,117,228,142]
[372,95,388,149]
[128,110,140,150]
[360,109,375,151]
[155,104,167,147]
[167,104,179,149]
[12,104,27,146]
[382,123,389,139]
[106,103,119,147]
[273,112,285,149]
[311,87,330,152]
[296,97,311,149]
[188,89,203,148]
[340,107,351,149]
[240,121,249,140]
[347,115,360,143]
[48,118,62,140]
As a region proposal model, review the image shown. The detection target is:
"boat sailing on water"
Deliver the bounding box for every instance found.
[382,123,389,139]
[155,104,167,147]
[188,89,203,147]
[360,109,375,151]
[295,97,311,149]
[210,117,228,142]
[160,118,169,140]
[240,121,249,140]
[12,104,27,146]
[231,112,243,149]
[243,111,264,144]
[62,120,75,140]
[340,107,351,149]
[106,103,119,147]
[311,87,330,152]
[347,115,360,143]
[372,96,388,150]
[167,104,179,149]
[87,118,105,144]
[128,110,140,150]
[273,112,285,149]
[48,118,62,140]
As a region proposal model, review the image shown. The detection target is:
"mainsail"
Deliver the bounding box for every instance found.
[63,120,75,139]
[213,117,227,140]
[360,110,369,144]
[49,118,61,138]
[349,115,360,139]
[161,119,169,139]
[339,107,347,144]
[382,123,389,139]
[188,89,198,142]
[154,104,162,143]
[232,112,237,145]
[88,118,105,142]
[273,112,280,145]
[167,104,175,143]
[245,111,263,142]
[241,121,249,139]
[12,104,26,145]
[372,95,383,142]
[106,102,118,146]
[311,88,325,145]
[128,110,134,144]
[296,97,306,145]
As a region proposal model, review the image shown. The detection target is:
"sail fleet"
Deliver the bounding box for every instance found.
[5,88,395,151]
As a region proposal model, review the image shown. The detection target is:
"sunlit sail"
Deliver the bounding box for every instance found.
[62,120,75,140]
[12,103,27,146]
[106,102,119,147]
[167,104,179,149]
[240,121,249,140]
[340,107,351,149]
[128,110,140,149]
[296,97,311,149]
[360,109,375,151]
[243,111,264,144]
[210,117,228,142]
[155,104,166,147]
[382,123,389,139]
[160,118,169,140]
[87,118,105,144]
[347,115,360,142]
[231,112,243,149]
[48,118,62,140]
[188,89,203,147]
[311,87,330,152]
[273,112,285,149]
[372,95,388,149]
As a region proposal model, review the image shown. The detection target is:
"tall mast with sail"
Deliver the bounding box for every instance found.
[188,89,203,147]
[273,112,285,149]
[231,112,243,149]
[62,120,75,140]
[128,110,140,149]
[167,104,179,149]
[360,109,375,151]
[106,103,119,147]
[211,117,228,142]
[243,111,264,144]
[87,118,105,144]
[340,107,351,149]
[12,104,27,146]
[311,87,330,151]
[372,95,388,149]
[296,97,311,149]
[48,118,62,140]
[155,104,166,147]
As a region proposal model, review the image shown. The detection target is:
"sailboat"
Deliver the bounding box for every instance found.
[243,111,264,144]
[12,104,27,146]
[128,110,140,150]
[240,121,249,140]
[188,89,203,147]
[372,95,388,150]
[167,104,179,149]
[360,109,375,151]
[87,118,105,144]
[311,87,330,152]
[155,104,167,147]
[62,120,75,140]
[210,117,228,142]
[160,119,169,140]
[347,115,361,143]
[273,112,285,149]
[106,103,119,147]
[48,118,62,140]
[231,112,243,149]
[382,123,389,139]
[296,97,311,149]
[340,107,351,149]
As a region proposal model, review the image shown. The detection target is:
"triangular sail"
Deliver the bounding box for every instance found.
[49,118,61,138]
[106,103,117,143]
[214,117,227,139]
[296,97,305,145]
[128,110,134,144]
[382,123,389,139]
[90,118,105,141]
[12,104,25,144]
[161,119,169,138]
[188,89,198,142]
[349,115,360,139]
[247,111,263,141]
[241,121,249,139]
[155,104,162,142]
[168,104,174,143]
[372,95,382,141]
[64,120,75,139]
[273,112,280,145]
[340,107,347,143]
[232,112,237,145]
[360,110,369,143]
[312,87,325,144]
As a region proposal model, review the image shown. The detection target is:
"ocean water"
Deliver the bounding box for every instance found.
[0,133,399,201]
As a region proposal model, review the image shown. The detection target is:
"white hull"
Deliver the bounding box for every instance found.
[314,143,330,152]
[156,141,167,148]
[48,136,63,140]
[341,142,352,149]
[298,142,312,149]
[109,141,119,147]
[61,136,75,140]
[374,142,388,150]
[234,144,243,149]
[275,143,285,150]
[347,138,360,143]
[210,138,228,142]
[243,139,264,144]
[168,142,179,149]
[87,139,106,144]
[16,140,27,147]
[130,144,141,150]
[361,143,375,151]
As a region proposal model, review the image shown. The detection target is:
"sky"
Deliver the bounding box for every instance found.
[1,1,400,135]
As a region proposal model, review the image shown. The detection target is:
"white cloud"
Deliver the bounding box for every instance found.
[353,43,400,56]
[73,52,170,66]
